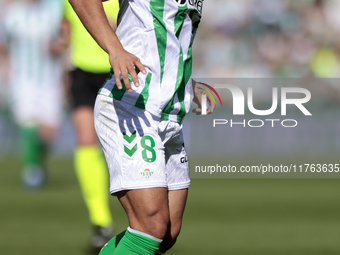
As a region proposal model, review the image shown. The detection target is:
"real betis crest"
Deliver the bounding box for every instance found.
[141,169,154,179]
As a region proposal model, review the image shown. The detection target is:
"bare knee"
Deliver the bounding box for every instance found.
[39,125,57,144]
[160,237,177,252]
[160,222,182,251]
[118,188,170,240]
[140,208,169,239]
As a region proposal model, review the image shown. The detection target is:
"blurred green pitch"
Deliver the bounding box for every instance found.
[1,157,340,255]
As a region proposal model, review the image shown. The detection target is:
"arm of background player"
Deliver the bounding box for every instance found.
[0,43,9,81]
[192,80,216,115]
[68,0,146,93]
[49,19,71,56]
[0,14,10,82]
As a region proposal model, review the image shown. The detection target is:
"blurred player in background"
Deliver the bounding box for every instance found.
[0,0,10,108]
[63,0,119,251]
[69,0,210,254]
[0,0,69,189]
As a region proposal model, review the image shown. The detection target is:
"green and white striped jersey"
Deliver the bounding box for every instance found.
[99,0,203,123]
[0,0,64,87]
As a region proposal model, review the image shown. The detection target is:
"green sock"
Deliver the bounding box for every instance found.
[99,230,165,255]
[99,230,126,255]
[19,126,41,167]
[113,227,162,255]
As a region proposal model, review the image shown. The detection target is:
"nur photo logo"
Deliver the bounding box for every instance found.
[199,84,312,128]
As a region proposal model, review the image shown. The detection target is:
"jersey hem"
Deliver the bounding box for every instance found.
[167,181,191,191]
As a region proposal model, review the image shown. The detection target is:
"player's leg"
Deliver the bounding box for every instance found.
[19,123,58,190]
[98,189,170,255]
[159,188,188,252]
[12,85,40,189]
[94,94,170,254]
[19,124,46,189]
[99,188,188,255]
[72,106,112,230]
[15,86,59,189]
[158,124,191,253]
[38,124,59,165]
[24,84,64,188]
[72,106,97,146]
[70,69,113,249]
[39,124,58,144]
[112,188,168,255]
[118,188,169,238]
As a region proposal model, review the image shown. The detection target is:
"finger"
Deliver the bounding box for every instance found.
[121,67,132,92]
[207,97,216,115]
[192,108,202,115]
[193,89,203,106]
[134,58,146,75]
[113,67,123,90]
[127,65,140,87]
[196,92,203,105]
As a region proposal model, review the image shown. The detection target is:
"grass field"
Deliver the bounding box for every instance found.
[1,156,340,255]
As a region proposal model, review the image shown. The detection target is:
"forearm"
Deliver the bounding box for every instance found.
[69,0,146,92]
[68,0,121,54]
[0,44,9,80]
[60,19,71,48]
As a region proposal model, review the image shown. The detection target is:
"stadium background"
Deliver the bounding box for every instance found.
[1,0,340,254]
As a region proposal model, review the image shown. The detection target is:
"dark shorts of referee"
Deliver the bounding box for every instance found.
[70,68,110,109]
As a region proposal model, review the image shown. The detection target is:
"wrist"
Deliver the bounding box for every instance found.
[105,37,123,56]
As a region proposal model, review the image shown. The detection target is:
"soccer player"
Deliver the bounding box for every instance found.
[0,0,69,189]
[69,0,211,254]
[63,0,119,250]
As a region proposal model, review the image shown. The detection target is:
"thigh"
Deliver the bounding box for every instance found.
[94,95,167,195]
[160,188,188,251]
[72,106,97,146]
[167,188,188,233]
[117,187,169,234]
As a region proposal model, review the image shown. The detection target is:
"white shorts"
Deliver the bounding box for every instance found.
[94,94,190,195]
[10,80,63,128]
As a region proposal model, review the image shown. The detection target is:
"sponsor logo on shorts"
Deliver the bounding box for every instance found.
[180,156,188,163]
[174,0,203,14]
[141,169,154,179]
